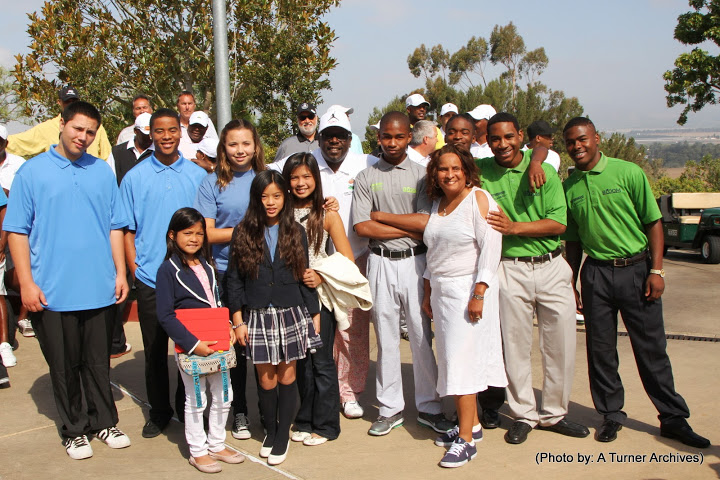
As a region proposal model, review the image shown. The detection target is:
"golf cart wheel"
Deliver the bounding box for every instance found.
[701,236,720,264]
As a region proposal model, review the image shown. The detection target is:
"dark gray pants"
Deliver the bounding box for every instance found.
[581,258,690,426]
[32,306,118,438]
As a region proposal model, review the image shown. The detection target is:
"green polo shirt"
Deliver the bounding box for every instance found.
[563,153,661,260]
[476,149,566,257]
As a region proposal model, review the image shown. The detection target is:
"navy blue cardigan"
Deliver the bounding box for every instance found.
[156,254,224,354]
[226,224,320,316]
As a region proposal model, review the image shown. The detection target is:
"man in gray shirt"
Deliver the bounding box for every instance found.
[274,103,319,162]
[352,111,452,437]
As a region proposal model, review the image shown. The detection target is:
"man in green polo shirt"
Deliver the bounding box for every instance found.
[562,117,709,449]
[477,112,589,445]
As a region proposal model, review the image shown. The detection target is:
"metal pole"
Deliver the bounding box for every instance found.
[212,0,232,130]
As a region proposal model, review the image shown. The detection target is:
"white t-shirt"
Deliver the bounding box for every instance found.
[0,152,26,191]
[270,149,379,258]
[520,145,561,172]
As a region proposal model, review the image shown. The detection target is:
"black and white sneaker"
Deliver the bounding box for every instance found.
[231,413,251,440]
[64,435,93,460]
[95,426,131,449]
[439,437,477,468]
[435,424,483,447]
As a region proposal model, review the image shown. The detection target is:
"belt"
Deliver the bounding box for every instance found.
[370,244,427,259]
[503,247,563,264]
[589,250,648,267]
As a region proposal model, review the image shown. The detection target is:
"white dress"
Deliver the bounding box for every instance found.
[423,187,507,397]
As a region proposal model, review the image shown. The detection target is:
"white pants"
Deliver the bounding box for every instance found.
[499,255,576,427]
[178,365,233,457]
[367,252,441,417]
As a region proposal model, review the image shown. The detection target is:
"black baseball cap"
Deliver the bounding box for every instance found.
[527,120,555,139]
[58,85,79,102]
[297,103,317,115]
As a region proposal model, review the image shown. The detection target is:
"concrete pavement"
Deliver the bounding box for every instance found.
[1,255,718,480]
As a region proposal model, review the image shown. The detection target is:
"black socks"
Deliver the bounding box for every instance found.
[258,385,278,447]
[272,381,297,455]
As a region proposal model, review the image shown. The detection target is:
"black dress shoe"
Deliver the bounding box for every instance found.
[595,419,622,442]
[505,421,533,444]
[142,419,168,438]
[539,418,590,438]
[660,423,710,449]
[481,409,501,429]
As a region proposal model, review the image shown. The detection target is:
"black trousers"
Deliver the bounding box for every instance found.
[294,306,341,439]
[109,272,131,355]
[477,386,506,411]
[32,306,118,438]
[581,259,690,426]
[135,279,184,424]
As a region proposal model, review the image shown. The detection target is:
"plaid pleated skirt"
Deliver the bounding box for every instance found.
[246,305,322,365]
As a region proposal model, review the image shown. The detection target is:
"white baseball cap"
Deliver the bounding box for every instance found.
[368,121,380,131]
[326,104,354,116]
[197,137,219,158]
[319,111,352,133]
[189,111,210,127]
[467,104,497,121]
[440,103,459,116]
[405,93,430,108]
[0,125,7,140]
[134,112,151,133]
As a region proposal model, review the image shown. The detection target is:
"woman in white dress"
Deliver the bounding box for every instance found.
[421,144,507,468]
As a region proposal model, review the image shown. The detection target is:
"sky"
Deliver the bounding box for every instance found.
[2,0,719,133]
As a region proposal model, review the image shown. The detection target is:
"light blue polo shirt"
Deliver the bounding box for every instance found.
[194,169,255,272]
[3,147,126,312]
[120,154,206,288]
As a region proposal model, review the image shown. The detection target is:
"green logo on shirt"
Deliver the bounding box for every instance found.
[402,186,417,194]
[571,195,585,206]
[491,191,507,200]
[371,182,383,192]
[524,190,540,197]
[602,188,623,195]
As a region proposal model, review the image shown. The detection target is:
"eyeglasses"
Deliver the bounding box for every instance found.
[321,131,350,141]
[298,113,316,121]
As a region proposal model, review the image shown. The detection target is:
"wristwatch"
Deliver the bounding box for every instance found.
[649,269,665,278]
[472,294,485,301]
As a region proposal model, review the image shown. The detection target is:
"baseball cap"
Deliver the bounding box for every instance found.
[440,103,459,116]
[0,125,7,140]
[197,137,219,158]
[368,121,380,131]
[327,104,354,116]
[58,85,79,102]
[189,111,210,127]
[318,111,352,133]
[467,104,497,121]
[134,112,151,133]
[405,94,430,108]
[297,103,317,115]
[527,120,556,139]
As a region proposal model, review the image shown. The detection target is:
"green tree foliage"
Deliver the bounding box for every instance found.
[663,0,720,125]
[13,0,339,144]
[0,66,25,124]
[599,132,664,181]
[653,154,720,195]
[647,141,720,167]
[489,22,526,106]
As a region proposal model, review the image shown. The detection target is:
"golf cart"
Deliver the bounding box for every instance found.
[659,192,720,264]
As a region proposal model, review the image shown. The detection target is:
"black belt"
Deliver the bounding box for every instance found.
[503,247,563,264]
[589,250,648,267]
[370,244,427,259]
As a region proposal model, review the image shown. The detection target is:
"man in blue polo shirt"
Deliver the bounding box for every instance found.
[4,101,131,460]
[120,108,206,438]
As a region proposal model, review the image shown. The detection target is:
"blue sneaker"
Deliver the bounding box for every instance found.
[434,424,483,447]
[439,437,477,468]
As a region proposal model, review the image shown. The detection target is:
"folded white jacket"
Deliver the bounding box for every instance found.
[313,252,373,331]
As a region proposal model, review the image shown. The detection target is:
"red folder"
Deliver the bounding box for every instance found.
[174,307,231,353]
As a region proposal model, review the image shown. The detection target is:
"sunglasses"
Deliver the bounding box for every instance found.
[298,113,316,121]
[321,131,350,141]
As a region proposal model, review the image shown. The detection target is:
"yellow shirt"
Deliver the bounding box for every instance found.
[7,115,112,160]
[434,126,445,150]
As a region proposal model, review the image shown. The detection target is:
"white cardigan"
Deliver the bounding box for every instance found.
[313,253,373,331]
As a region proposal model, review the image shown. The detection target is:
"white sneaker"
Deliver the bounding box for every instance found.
[342,401,364,419]
[95,426,131,448]
[291,431,311,442]
[17,318,35,337]
[0,342,17,367]
[64,435,93,460]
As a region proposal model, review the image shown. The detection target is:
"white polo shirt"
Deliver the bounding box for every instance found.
[0,152,25,192]
[520,145,561,172]
[271,149,379,258]
[470,142,492,159]
[406,146,429,167]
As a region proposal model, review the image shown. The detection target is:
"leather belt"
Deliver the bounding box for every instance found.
[503,247,563,264]
[370,244,427,260]
[589,250,648,267]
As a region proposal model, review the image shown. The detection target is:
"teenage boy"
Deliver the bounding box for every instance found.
[477,112,588,445]
[562,117,709,449]
[352,111,452,436]
[120,108,206,438]
[4,101,131,459]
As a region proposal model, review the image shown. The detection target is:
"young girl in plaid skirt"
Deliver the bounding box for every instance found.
[226,170,321,466]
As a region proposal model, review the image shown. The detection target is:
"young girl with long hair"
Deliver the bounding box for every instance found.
[281,153,354,446]
[194,118,265,440]
[226,170,321,466]
[155,207,245,473]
